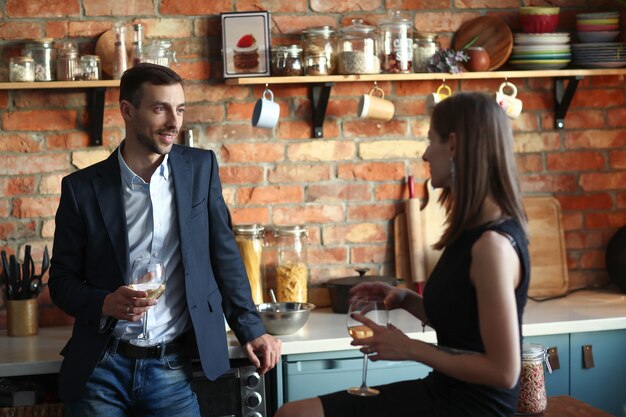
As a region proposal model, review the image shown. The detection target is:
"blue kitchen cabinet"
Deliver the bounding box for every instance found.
[523,334,570,397]
[280,349,431,403]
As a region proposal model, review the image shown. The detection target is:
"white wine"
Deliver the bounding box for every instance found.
[130,283,166,300]
[348,325,373,340]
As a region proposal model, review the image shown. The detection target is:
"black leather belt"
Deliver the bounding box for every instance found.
[110,338,184,359]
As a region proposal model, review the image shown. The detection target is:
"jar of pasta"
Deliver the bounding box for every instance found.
[234,224,266,305]
[274,225,309,303]
[516,343,551,415]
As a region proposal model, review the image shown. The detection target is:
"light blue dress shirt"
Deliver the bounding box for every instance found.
[112,147,191,343]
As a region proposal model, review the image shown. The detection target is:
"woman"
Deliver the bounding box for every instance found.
[275,92,530,417]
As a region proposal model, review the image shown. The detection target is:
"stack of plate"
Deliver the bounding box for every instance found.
[576,12,620,43]
[571,42,626,68]
[509,33,571,70]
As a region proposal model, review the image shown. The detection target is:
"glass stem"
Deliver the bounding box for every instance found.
[360,353,369,389]
[142,309,149,340]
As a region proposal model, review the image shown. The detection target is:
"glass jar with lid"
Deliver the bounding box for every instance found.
[80,55,101,80]
[302,26,336,75]
[9,56,35,82]
[143,40,178,68]
[57,42,80,81]
[413,32,440,73]
[24,38,56,81]
[234,224,266,305]
[516,343,552,415]
[379,10,413,74]
[273,225,309,303]
[337,19,381,75]
[270,45,304,76]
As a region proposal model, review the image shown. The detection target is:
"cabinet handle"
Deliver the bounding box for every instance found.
[547,346,560,370]
[582,345,595,369]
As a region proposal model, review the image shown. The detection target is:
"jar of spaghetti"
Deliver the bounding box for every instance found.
[516,343,551,415]
[274,225,309,303]
[234,224,266,305]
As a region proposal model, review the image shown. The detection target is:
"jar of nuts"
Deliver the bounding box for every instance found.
[379,10,413,74]
[9,56,35,82]
[273,225,309,303]
[516,343,551,415]
[302,26,336,75]
[271,45,304,76]
[336,19,381,75]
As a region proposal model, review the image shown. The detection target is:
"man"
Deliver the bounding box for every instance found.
[49,63,281,416]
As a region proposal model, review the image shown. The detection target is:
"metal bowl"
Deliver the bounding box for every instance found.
[256,302,315,335]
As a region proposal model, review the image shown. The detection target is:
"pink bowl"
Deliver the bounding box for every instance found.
[521,14,559,34]
[576,23,619,32]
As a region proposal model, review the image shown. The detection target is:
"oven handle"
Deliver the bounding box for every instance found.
[192,368,240,379]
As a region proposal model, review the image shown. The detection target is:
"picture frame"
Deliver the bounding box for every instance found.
[221,11,271,78]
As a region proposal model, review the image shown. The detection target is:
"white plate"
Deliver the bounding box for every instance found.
[514,33,570,45]
[513,45,571,52]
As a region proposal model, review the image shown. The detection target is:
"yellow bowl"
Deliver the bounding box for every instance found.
[520,7,560,15]
[577,18,619,25]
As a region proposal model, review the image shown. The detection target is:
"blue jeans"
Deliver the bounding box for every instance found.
[64,343,201,417]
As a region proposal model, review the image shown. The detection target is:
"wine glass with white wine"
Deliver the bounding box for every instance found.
[346,297,389,396]
[128,257,166,347]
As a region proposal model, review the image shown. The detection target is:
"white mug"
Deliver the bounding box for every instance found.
[358,86,395,121]
[252,88,280,129]
[426,84,452,110]
[495,82,523,119]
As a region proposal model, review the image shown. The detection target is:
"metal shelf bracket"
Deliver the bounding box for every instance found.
[554,75,583,129]
[87,87,106,146]
[309,82,334,138]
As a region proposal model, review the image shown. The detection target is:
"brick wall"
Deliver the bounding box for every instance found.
[1,0,625,328]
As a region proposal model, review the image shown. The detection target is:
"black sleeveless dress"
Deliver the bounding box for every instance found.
[320,219,530,417]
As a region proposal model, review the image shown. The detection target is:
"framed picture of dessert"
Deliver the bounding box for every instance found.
[221,11,271,78]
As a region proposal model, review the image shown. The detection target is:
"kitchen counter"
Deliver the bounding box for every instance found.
[1,288,625,377]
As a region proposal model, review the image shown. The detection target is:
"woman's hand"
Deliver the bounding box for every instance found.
[349,313,417,362]
[349,281,407,311]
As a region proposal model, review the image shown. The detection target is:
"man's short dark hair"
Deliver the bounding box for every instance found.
[119,63,182,108]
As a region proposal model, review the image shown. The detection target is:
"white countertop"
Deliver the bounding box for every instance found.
[2,288,625,377]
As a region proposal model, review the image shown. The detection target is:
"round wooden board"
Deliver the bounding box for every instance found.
[453,15,513,71]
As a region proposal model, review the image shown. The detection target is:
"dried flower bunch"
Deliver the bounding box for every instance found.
[427,48,469,74]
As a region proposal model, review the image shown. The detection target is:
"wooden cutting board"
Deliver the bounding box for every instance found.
[524,196,569,298]
[453,15,513,71]
[421,179,446,278]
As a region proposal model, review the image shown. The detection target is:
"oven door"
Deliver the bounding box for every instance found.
[191,358,274,417]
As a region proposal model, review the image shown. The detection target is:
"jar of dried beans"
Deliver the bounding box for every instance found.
[337,19,381,75]
[270,45,304,76]
[273,225,309,303]
[516,343,551,415]
[9,56,35,82]
[24,38,56,81]
[234,224,266,305]
[379,10,413,74]
[302,26,336,75]
[413,33,439,73]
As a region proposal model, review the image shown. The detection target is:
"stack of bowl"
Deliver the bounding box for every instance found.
[575,12,620,43]
[510,7,570,70]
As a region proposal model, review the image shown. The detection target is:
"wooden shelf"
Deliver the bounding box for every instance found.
[224,68,626,85]
[0,80,120,90]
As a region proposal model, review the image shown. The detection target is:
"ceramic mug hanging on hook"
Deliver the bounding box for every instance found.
[357,85,395,121]
[495,81,523,119]
[252,87,280,129]
[426,83,452,111]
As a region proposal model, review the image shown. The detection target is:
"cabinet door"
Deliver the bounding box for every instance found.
[570,329,626,416]
[282,350,431,402]
[523,334,570,397]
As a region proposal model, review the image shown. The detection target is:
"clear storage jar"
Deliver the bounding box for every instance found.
[80,55,101,80]
[9,56,35,82]
[413,32,439,73]
[270,45,304,76]
[24,38,56,81]
[234,224,266,305]
[379,10,413,74]
[56,43,80,81]
[302,26,336,75]
[274,225,309,303]
[337,19,381,75]
[516,343,551,415]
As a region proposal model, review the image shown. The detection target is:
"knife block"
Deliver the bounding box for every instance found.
[6,298,39,336]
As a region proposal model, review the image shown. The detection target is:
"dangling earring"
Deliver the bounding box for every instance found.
[449,157,456,186]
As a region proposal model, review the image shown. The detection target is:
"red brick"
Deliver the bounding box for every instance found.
[343,120,408,138]
[564,231,609,251]
[375,183,405,201]
[230,207,270,225]
[287,140,356,162]
[572,88,625,108]
[338,162,406,182]
[0,22,43,39]
[3,110,77,131]
[323,223,387,244]
[227,102,256,121]
[237,185,303,205]
[6,0,79,17]
[520,174,578,193]
[347,203,398,222]
[268,165,331,183]
[617,193,626,209]
[351,245,391,264]
[310,0,380,13]
[206,124,273,141]
[557,109,606,130]
[236,0,308,13]
[0,201,9,218]
[546,151,605,171]
[580,172,626,192]
[608,108,626,127]
[184,103,225,124]
[557,194,613,211]
[172,61,212,82]
[516,154,543,173]
[609,150,626,169]
[12,197,60,218]
[278,121,336,140]
[561,212,583,231]
[307,184,372,202]
[0,154,69,175]
[219,166,264,185]
[586,211,626,229]
[580,250,606,269]
[14,91,87,108]
[0,134,43,152]
[308,247,348,264]
[220,143,283,163]
[0,221,36,241]
[83,0,155,16]
[1,177,36,196]
[413,12,480,32]
[387,0,448,9]
[272,205,344,224]
[160,0,231,15]
[46,132,91,149]
[564,130,626,150]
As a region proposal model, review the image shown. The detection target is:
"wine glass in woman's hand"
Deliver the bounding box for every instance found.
[346,297,389,396]
[128,257,165,347]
